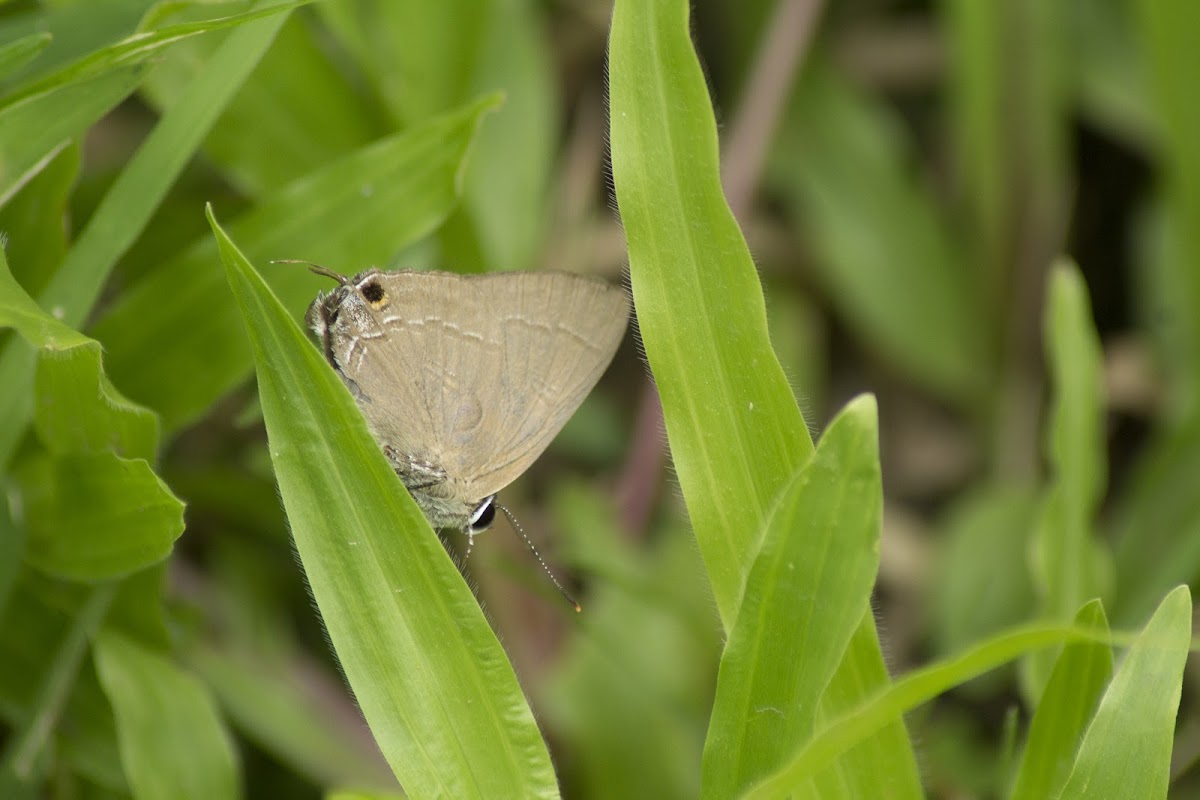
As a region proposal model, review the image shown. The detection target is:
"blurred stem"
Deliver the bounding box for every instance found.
[615,0,824,534]
[1,583,115,782]
[615,381,666,534]
[722,0,824,217]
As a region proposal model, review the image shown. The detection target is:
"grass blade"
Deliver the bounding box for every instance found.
[608,0,812,629]
[94,631,240,800]
[210,209,558,797]
[701,397,882,797]
[744,620,1105,798]
[1009,600,1112,799]
[1028,261,1110,691]
[0,0,295,469]
[1057,586,1191,798]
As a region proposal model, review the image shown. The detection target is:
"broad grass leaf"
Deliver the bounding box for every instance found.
[317,0,556,271]
[94,631,240,800]
[0,0,296,468]
[1028,261,1110,692]
[608,0,812,629]
[0,67,139,208]
[0,1,305,109]
[0,33,52,82]
[702,396,883,798]
[743,620,1105,798]
[1009,600,1112,799]
[139,10,377,196]
[0,140,77,296]
[1134,0,1200,419]
[772,61,987,404]
[18,453,183,581]
[211,210,558,797]
[1056,586,1191,799]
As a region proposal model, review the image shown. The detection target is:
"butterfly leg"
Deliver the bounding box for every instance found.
[384,445,447,491]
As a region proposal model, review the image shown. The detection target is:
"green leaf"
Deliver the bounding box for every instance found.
[0,0,151,87]
[0,246,89,351]
[0,248,174,582]
[934,483,1038,657]
[0,584,113,790]
[701,396,883,798]
[0,575,127,791]
[0,0,295,469]
[30,3,296,333]
[318,0,557,270]
[0,140,78,296]
[1009,600,1112,800]
[0,67,139,208]
[18,452,184,581]
[1028,261,1110,690]
[451,2,556,273]
[327,791,405,800]
[186,644,398,792]
[0,33,53,81]
[210,209,558,797]
[940,0,1006,276]
[1135,0,1200,418]
[743,620,1104,798]
[608,0,813,629]
[799,615,923,798]
[771,60,987,404]
[0,1,305,109]
[943,0,1071,292]
[0,246,157,461]
[139,9,378,196]
[92,94,499,433]
[94,630,241,800]
[1057,586,1191,799]
[108,565,171,651]
[34,347,159,460]
[318,0,484,124]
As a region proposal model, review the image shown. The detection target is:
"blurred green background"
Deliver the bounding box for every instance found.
[0,0,1197,798]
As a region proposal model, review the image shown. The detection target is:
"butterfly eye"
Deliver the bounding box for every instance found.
[361,281,386,306]
[468,496,496,533]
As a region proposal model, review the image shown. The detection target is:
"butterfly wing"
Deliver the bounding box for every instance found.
[456,271,630,500]
[326,270,629,502]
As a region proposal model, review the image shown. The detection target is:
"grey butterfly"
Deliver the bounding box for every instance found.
[305,267,630,538]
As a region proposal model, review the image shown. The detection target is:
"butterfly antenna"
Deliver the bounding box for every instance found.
[496,503,581,613]
[270,259,348,285]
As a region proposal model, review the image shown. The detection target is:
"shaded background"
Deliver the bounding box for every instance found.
[1,0,1197,798]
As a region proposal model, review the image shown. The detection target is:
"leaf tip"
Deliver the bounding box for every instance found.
[840,393,879,430]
